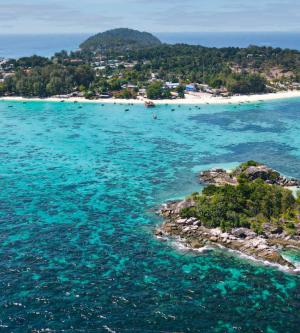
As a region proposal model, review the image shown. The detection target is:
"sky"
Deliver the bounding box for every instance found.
[0,0,299,34]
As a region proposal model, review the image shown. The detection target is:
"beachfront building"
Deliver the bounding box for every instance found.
[165,82,180,89]
[198,84,211,92]
[138,88,146,97]
[291,82,300,90]
[185,84,197,92]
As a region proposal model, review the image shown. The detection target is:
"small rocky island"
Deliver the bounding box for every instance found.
[156,161,300,270]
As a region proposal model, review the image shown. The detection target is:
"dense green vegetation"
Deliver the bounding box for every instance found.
[145,82,184,100]
[0,82,4,96]
[80,28,162,52]
[146,81,171,99]
[181,165,300,233]
[226,74,267,94]
[2,63,94,97]
[13,55,51,68]
[1,28,300,98]
[122,44,300,91]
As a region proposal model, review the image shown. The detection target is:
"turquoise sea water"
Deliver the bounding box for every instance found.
[0,99,300,332]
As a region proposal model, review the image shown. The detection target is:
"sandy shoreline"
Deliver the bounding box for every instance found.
[1,90,300,105]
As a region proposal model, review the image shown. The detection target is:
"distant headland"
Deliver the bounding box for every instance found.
[80,28,162,52]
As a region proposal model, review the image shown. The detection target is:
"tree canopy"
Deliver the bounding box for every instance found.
[1,33,300,98]
[181,164,300,233]
[146,81,173,99]
[3,64,95,97]
[80,28,162,52]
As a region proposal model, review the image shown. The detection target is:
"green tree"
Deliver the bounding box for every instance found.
[176,85,185,98]
[0,82,4,96]
[33,81,45,97]
[114,88,136,99]
[180,163,299,231]
[73,64,94,88]
[146,81,164,99]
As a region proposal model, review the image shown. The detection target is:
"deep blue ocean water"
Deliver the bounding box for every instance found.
[0,99,300,332]
[0,32,299,59]
[0,34,90,59]
[157,32,300,50]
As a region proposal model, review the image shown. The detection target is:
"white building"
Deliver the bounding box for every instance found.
[165,82,180,89]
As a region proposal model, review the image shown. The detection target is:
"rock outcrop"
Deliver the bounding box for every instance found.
[200,164,300,187]
[156,200,300,270]
[200,168,238,186]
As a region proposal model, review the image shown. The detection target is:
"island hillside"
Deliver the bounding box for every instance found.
[156,161,300,270]
[80,28,162,52]
[1,28,300,99]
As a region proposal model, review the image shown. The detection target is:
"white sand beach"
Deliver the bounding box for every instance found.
[1,90,300,105]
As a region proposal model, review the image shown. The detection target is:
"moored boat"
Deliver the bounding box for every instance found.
[145,101,155,108]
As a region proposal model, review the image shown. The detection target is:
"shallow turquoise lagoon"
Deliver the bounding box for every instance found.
[0,99,300,332]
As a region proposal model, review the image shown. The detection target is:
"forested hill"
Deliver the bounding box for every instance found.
[1,29,300,98]
[80,28,162,52]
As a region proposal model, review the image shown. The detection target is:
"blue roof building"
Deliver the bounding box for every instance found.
[185,84,197,92]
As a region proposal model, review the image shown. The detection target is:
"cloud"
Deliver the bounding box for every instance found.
[0,1,123,32]
[0,3,75,21]
[0,0,299,33]
[139,0,300,32]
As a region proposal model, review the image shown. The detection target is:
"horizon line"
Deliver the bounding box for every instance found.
[0,30,300,36]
